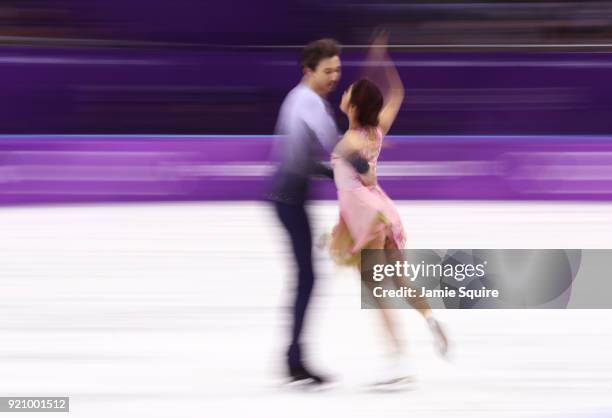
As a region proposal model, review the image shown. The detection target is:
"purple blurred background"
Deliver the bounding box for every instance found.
[1,0,612,203]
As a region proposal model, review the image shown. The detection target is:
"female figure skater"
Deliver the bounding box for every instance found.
[328,33,449,385]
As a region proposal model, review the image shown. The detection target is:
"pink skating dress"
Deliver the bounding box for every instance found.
[329,128,406,266]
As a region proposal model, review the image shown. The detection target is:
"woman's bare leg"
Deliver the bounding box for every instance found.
[360,233,404,356]
[384,241,449,357]
[383,242,432,316]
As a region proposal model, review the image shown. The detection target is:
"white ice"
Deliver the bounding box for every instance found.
[0,201,611,418]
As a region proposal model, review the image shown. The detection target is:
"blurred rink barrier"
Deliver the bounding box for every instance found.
[2,134,612,204]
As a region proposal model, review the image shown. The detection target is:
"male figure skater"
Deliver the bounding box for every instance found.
[270,38,342,385]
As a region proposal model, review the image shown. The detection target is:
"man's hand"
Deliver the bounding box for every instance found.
[311,161,334,179]
[348,153,370,174]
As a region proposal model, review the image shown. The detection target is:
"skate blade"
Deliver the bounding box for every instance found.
[284,378,334,392]
[368,376,417,392]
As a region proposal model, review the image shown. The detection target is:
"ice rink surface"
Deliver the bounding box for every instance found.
[0,201,611,417]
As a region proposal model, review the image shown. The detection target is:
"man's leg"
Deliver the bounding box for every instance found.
[275,201,325,383]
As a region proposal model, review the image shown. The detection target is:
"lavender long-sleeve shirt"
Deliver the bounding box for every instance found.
[270,83,339,204]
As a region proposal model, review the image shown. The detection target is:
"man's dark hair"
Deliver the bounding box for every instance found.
[300,38,341,71]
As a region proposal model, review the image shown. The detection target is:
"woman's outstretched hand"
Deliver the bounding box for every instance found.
[368,28,389,60]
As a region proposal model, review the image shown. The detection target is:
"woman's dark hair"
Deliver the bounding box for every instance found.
[300,38,341,71]
[349,79,383,127]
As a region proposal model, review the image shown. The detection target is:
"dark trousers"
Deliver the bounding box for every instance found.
[274,201,315,369]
